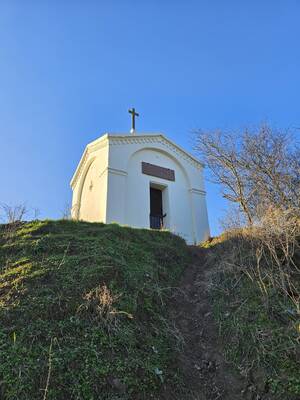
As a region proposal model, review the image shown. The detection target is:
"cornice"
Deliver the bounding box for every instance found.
[107,167,128,177]
[108,134,204,169]
[189,188,206,195]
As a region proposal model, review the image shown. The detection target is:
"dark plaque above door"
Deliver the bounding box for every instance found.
[141,162,175,181]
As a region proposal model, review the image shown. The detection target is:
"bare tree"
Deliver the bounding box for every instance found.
[0,203,28,224]
[194,130,254,224]
[0,203,28,239]
[194,125,300,225]
[241,126,300,214]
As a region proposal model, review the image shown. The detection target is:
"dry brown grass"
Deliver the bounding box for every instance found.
[249,207,300,312]
[205,207,300,396]
[77,284,133,333]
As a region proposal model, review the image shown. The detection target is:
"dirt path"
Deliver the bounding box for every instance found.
[165,246,248,400]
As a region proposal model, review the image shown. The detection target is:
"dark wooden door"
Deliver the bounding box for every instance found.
[150,188,163,229]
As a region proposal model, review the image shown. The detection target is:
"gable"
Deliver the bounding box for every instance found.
[108,134,204,170]
[70,133,203,190]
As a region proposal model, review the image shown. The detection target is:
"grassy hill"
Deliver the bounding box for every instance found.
[0,220,190,400]
[2,219,298,399]
[204,232,300,399]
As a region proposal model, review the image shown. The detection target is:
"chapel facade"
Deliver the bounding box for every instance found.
[70,132,210,244]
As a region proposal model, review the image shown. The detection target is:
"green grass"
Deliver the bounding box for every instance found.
[0,220,190,400]
[211,265,300,399]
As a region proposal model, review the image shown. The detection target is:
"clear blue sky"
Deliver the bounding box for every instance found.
[1,1,299,235]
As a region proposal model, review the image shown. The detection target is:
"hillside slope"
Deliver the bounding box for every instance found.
[202,234,300,400]
[1,221,298,400]
[0,220,190,400]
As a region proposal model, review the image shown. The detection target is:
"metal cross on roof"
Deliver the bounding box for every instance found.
[128,107,139,134]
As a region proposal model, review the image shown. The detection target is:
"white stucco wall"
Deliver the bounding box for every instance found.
[106,168,127,225]
[70,133,210,244]
[70,136,109,222]
[124,148,193,242]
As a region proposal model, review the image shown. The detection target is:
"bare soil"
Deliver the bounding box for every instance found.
[161,246,270,400]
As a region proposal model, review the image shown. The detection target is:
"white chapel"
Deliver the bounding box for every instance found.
[70,110,210,244]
